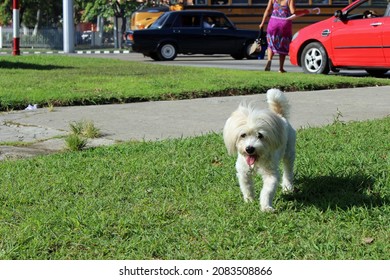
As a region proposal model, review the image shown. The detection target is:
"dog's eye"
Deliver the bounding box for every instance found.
[258,132,264,139]
[240,133,247,138]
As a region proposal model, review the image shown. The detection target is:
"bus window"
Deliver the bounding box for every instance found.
[194,0,207,4]
[212,0,228,5]
[311,0,332,4]
[331,1,350,4]
[232,0,249,4]
[295,1,347,5]
[251,0,263,5]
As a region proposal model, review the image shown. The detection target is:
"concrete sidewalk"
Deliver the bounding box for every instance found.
[1,86,389,160]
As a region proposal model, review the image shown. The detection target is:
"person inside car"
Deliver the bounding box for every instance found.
[363,10,377,18]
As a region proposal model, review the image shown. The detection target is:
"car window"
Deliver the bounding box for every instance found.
[202,16,214,28]
[202,15,234,29]
[150,12,170,29]
[384,3,390,17]
[345,1,383,20]
[173,15,201,28]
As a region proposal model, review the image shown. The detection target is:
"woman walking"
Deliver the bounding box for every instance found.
[259,0,296,73]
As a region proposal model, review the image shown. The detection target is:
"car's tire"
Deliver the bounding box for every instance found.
[230,43,248,60]
[231,52,245,60]
[149,52,161,61]
[157,42,177,61]
[365,69,388,77]
[300,42,330,74]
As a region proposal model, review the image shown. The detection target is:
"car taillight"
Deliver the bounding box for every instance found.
[127,33,134,41]
[136,24,145,30]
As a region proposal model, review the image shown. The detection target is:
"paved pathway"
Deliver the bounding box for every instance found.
[1,86,389,160]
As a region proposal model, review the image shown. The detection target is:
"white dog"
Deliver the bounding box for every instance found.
[223,89,296,212]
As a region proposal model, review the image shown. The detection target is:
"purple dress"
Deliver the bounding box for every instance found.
[266,0,293,55]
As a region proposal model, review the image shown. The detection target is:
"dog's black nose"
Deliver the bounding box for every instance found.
[246,146,255,154]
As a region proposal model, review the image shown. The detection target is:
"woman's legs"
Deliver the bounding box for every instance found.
[279,54,286,73]
[264,48,273,71]
[265,51,287,73]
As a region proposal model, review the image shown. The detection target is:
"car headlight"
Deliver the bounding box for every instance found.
[292,31,299,41]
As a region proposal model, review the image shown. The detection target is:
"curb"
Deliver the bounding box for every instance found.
[0,50,131,55]
[75,50,130,54]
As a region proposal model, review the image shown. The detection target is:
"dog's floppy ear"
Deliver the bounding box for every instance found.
[223,105,248,155]
[223,116,238,155]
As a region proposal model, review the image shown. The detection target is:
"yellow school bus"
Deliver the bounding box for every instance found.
[130,3,183,30]
[131,0,388,33]
[182,0,388,33]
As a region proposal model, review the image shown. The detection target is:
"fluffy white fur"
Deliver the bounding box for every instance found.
[223,89,296,212]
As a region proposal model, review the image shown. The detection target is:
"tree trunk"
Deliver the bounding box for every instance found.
[33,9,41,36]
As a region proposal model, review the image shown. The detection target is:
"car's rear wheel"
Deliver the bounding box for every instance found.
[149,52,160,61]
[301,42,330,74]
[231,44,247,60]
[365,69,388,77]
[157,43,177,61]
[231,53,245,60]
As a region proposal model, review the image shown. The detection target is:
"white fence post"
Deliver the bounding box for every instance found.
[96,15,103,47]
[63,0,74,53]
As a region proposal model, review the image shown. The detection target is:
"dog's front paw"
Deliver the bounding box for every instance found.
[243,196,255,203]
[261,206,275,213]
[282,182,294,194]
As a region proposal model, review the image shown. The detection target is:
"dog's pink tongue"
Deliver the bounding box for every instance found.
[246,155,257,166]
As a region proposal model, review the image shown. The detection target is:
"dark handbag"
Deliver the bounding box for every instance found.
[258,28,268,48]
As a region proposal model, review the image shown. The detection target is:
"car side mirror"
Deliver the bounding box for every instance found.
[334,10,345,20]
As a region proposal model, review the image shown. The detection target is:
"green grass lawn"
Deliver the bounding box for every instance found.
[1,118,389,260]
[1,55,390,111]
[0,55,389,260]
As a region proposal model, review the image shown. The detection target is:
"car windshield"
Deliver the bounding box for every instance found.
[149,12,170,29]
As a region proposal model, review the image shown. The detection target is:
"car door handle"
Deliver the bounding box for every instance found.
[173,30,181,33]
[370,22,382,27]
[204,30,211,34]
[321,29,331,37]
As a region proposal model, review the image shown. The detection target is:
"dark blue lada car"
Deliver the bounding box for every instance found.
[129,10,259,61]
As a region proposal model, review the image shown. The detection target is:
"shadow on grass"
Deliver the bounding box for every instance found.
[290,175,387,211]
[0,61,72,70]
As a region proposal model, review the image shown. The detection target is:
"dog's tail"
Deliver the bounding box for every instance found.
[266,88,290,119]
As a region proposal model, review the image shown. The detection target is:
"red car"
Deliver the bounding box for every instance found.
[289,0,390,76]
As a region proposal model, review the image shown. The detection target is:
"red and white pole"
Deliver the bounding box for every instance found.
[12,0,20,56]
